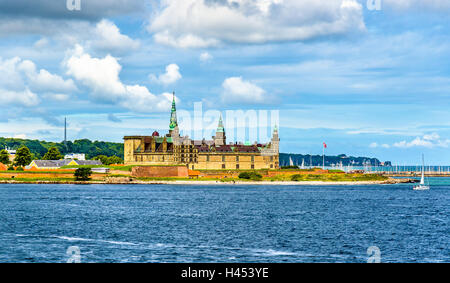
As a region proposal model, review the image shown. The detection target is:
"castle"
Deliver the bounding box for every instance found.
[123,94,280,170]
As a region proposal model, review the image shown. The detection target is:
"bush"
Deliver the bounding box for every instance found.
[74,168,92,181]
[238,171,262,181]
[15,166,24,171]
[291,174,303,181]
[238,172,251,179]
[7,166,15,171]
[281,166,299,169]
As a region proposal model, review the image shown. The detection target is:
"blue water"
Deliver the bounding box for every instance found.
[0,181,448,263]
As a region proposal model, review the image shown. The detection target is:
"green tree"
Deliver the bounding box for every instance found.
[106,156,124,165]
[93,155,108,165]
[43,146,63,160]
[74,168,92,181]
[0,149,10,165]
[14,146,32,167]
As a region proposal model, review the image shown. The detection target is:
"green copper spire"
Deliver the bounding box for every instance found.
[169,92,178,130]
[217,114,224,133]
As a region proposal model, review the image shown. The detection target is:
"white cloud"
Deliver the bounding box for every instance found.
[34,37,49,49]
[13,134,27,139]
[65,45,173,112]
[393,133,450,148]
[149,64,182,85]
[200,52,213,62]
[1,88,40,107]
[91,19,140,54]
[369,142,390,149]
[148,0,366,48]
[222,76,269,104]
[18,59,77,93]
[65,45,126,101]
[0,56,75,107]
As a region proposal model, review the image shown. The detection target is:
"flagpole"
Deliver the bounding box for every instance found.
[322,145,325,170]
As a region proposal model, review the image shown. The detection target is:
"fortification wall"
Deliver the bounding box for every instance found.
[131,166,189,178]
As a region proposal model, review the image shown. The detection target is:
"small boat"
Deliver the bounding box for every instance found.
[413,154,430,191]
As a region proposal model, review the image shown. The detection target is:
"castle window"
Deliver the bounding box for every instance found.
[270,164,273,168]
[251,156,255,162]
[236,164,239,169]
[222,164,225,169]
[236,156,239,162]
[206,155,210,162]
[251,164,255,169]
[222,155,225,162]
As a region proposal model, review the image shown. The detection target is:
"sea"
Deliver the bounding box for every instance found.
[0,178,448,263]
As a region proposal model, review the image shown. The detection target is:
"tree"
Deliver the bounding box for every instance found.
[93,155,124,165]
[93,155,108,165]
[43,147,63,160]
[106,155,124,165]
[14,146,32,167]
[0,149,10,165]
[74,168,92,181]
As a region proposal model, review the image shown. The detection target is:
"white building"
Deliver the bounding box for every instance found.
[64,153,86,160]
[4,147,16,162]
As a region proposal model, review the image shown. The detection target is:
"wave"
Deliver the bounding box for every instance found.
[252,249,297,256]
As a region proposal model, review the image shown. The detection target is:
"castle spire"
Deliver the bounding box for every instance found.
[169,92,178,131]
[217,114,224,133]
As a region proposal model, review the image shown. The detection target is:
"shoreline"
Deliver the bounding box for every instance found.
[0,178,416,186]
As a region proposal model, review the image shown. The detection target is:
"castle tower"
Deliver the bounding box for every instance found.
[271,125,280,153]
[214,115,226,146]
[169,92,180,138]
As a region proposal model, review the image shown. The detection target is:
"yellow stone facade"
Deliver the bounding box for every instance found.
[124,94,279,170]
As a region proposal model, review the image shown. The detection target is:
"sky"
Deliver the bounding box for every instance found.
[0,0,449,165]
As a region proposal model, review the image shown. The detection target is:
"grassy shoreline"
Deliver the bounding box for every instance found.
[0,177,415,185]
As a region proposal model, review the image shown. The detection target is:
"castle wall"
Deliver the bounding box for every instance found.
[131,166,189,178]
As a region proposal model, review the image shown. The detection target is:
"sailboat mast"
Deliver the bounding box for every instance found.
[421,154,425,185]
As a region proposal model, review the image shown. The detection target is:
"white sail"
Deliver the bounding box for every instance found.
[420,154,425,185]
[414,154,429,190]
[289,157,294,166]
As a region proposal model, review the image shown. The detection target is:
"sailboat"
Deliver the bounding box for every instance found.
[413,154,430,191]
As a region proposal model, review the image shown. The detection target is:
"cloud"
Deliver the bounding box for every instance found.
[91,19,140,54]
[221,76,270,104]
[18,59,77,93]
[65,45,173,112]
[148,0,366,48]
[200,52,213,62]
[369,142,390,149]
[149,64,182,85]
[1,88,40,107]
[393,133,450,148]
[0,56,75,107]
[107,113,122,123]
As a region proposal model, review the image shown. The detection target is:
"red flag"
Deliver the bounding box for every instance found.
[323,142,327,148]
